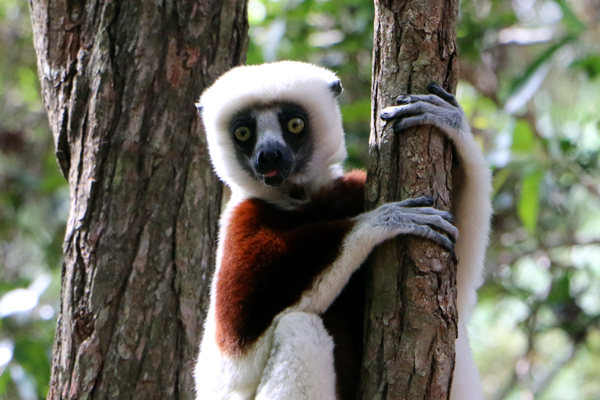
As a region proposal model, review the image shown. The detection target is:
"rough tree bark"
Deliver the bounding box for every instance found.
[360,0,460,399]
[30,1,248,399]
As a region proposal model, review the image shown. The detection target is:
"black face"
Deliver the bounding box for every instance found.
[229,102,313,187]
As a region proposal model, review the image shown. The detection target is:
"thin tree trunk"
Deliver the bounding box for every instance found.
[29,1,248,398]
[360,0,460,399]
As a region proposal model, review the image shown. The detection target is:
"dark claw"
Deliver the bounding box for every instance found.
[427,82,459,107]
[398,196,434,208]
[435,233,455,252]
[396,95,410,105]
[409,225,455,251]
[380,110,393,120]
[445,227,457,243]
[442,211,455,224]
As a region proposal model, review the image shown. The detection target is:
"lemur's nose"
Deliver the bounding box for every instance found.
[258,148,283,167]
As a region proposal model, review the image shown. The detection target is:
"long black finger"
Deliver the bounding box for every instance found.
[380,103,428,120]
[397,196,434,208]
[412,225,455,251]
[427,82,459,108]
[409,208,455,223]
[405,214,458,242]
[395,94,450,108]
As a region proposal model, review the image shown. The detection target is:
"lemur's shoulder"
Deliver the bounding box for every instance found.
[309,170,366,219]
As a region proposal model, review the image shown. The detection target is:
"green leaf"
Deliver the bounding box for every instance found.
[13,337,51,398]
[547,273,573,305]
[509,35,576,97]
[554,0,586,33]
[511,119,535,153]
[492,167,512,196]
[571,54,600,79]
[340,99,371,123]
[518,169,543,235]
[0,370,11,395]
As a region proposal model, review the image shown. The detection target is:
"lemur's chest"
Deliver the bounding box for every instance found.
[214,198,356,353]
[214,195,366,399]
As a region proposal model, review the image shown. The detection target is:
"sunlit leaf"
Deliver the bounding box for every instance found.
[571,54,600,79]
[508,35,576,98]
[13,337,50,398]
[340,99,371,123]
[511,119,535,153]
[547,273,573,305]
[554,0,586,34]
[492,167,512,196]
[0,371,11,395]
[518,169,543,235]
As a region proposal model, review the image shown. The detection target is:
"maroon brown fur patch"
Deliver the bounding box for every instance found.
[215,171,367,398]
[311,169,366,218]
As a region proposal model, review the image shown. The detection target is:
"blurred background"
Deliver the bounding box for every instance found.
[1,0,599,398]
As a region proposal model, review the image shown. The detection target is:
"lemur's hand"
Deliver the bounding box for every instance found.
[356,196,457,251]
[380,82,469,142]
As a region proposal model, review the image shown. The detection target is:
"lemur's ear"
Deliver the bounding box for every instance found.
[195,102,203,117]
[329,80,343,97]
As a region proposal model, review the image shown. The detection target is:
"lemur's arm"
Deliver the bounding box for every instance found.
[381,83,493,319]
[215,195,457,356]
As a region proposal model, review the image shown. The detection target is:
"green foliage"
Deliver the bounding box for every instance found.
[508,35,577,99]
[518,168,543,235]
[571,54,600,79]
[511,119,536,153]
[554,0,586,34]
[12,337,50,398]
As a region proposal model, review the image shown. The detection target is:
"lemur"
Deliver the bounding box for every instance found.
[194,61,492,400]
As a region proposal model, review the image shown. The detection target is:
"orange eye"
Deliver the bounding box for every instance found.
[287,118,305,134]
[234,126,252,141]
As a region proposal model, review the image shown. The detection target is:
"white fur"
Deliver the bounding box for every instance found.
[256,312,337,400]
[195,62,492,400]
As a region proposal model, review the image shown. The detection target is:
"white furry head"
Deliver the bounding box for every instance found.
[198,61,347,201]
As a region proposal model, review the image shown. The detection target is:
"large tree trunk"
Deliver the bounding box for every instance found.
[360,0,460,399]
[30,1,248,398]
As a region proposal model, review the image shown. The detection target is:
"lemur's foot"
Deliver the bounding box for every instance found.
[380,82,467,138]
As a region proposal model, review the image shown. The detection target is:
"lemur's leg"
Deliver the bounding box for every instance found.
[380,83,491,400]
[256,312,337,400]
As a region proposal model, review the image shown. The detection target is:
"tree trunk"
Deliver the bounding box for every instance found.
[360,0,460,399]
[29,1,248,398]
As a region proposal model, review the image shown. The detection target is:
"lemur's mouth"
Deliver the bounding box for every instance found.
[260,170,288,187]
